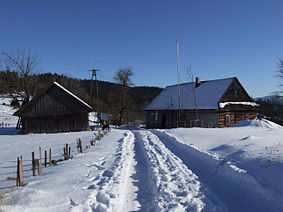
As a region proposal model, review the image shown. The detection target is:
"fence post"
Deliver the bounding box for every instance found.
[79,139,83,153]
[63,147,66,160]
[16,156,24,186]
[32,152,36,176]
[44,150,47,167]
[65,143,69,160]
[77,139,83,154]
[35,159,40,175]
[38,147,42,176]
[77,139,80,153]
[16,157,19,186]
[49,148,52,167]
[68,146,71,159]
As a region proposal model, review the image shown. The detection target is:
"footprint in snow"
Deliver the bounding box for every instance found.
[174,190,188,197]
[102,170,114,177]
[100,161,106,166]
[87,184,96,190]
[96,192,110,206]
[69,198,78,206]
[91,163,105,170]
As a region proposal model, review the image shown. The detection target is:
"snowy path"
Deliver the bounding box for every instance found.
[132,130,211,211]
[71,129,215,212]
[71,131,139,212]
[151,130,283,212]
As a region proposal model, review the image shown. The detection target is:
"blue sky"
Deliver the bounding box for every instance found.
[1,0,283,97]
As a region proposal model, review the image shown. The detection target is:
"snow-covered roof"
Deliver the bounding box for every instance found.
[143,77,238,110]
[219,102,259,108]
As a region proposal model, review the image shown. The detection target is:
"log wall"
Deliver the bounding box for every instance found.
[218,110,257,128]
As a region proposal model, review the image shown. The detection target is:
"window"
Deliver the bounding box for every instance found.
[154,111,158,123]
[234,89,238,97]
[225,114,231,125]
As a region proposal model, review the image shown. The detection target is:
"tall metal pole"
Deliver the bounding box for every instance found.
[90,73,94,101]
[176,40,181,128]
[89,69,101,123]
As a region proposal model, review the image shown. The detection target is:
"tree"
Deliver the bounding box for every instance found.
[0,70,18,94]
[186,65,199,120]
[114,67,133,125]
[277,58,283,92]
[0,50,40,104]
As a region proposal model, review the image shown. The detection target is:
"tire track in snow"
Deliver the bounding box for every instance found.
[71,131,138,212]
[133,130,211,211]
[132,130,156,211]
[151,130,283,212]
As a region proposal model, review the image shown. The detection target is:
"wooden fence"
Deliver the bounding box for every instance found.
[0,122,12,128]
[14,128,110,187]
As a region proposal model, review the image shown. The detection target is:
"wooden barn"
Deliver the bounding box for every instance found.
[143,77,259,128]
[14,82,93,134]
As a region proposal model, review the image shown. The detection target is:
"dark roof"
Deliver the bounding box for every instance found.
[14,82,92,116]
[143,77,255,110]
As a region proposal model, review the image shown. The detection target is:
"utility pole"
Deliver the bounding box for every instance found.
[176,40,181,128]
[89,69,101,123]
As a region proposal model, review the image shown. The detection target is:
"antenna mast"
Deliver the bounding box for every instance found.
[176,40,181,128]
[89,69,101,123]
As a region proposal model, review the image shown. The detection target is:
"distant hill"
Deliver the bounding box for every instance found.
[255,95,283,104]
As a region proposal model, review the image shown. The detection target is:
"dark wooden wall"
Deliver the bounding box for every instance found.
[22,112,89,134]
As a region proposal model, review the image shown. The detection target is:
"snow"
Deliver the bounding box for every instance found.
[53,82,92,110]
[1,98,283,211]
[143,77,234,110]
[160,119,283,211]
[219,102,259,108]
[0,95,18,129]
[232,118,282,129]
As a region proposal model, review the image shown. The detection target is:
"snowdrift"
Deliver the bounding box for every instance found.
[231,118,282,129]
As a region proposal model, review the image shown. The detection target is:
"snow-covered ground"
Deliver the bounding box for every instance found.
[153,119,283,212]
[0,96,283,211]
[0,95,18,129]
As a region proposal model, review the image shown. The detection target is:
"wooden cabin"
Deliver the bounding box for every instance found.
[14,82,93,134]
[143,77,259,128]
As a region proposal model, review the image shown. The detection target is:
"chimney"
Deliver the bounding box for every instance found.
[195,77,201,87]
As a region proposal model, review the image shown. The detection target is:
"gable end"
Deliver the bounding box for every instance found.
[219,78,253,103]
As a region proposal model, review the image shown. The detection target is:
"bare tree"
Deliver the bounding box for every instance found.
[114,67,133,125]
[277,58,283,92]
[186,65,199,120]
[0,50,40,104]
